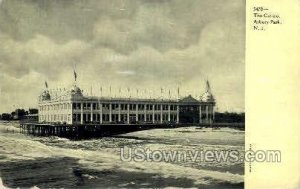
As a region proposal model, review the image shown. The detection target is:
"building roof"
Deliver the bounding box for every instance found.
[38,81,215,105]
[179,95,199,103]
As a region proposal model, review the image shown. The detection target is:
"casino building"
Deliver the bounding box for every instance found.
[38,81,216,125]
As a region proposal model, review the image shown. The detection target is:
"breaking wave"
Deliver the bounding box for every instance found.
[0,123,244,188]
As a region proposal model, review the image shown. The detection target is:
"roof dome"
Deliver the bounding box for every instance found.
[200,80,215,102]
[71,84,83,96]
[41,90,51,101]
[200,91,214,102]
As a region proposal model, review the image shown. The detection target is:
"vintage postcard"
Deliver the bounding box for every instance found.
[0,0,298,188]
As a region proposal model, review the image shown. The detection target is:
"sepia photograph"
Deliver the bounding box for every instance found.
[0,0,246,188]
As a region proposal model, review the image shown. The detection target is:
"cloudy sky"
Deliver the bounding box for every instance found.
[0,0,245,113]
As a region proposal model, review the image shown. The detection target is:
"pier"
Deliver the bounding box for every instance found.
[19,122,244,139]
[19,123,175,139]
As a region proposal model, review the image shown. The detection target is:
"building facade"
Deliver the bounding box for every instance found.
[38,82,215,125]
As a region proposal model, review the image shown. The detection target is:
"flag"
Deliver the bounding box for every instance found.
[206,80,211,92]
[45,81,48,88]
[74,70,77,81]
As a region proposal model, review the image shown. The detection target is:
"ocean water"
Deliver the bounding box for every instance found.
[0,121,244,188]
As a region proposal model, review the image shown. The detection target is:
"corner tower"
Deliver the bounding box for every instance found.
[199,80,215,124]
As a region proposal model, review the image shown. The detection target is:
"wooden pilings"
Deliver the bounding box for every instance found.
[19,123,179,139]
[19,123,78,138]
[19,122,244,139]
[19,123,105,139]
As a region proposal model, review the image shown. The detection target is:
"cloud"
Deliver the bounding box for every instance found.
[0,33,89,79]
[0,0,245,113]
[117,70,136,75]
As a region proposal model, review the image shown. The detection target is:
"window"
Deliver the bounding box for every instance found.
[155,105,161,110]
[129,104,136,110]
[121,104,125,110]
[102,103,109,110]
[138,104,145,110]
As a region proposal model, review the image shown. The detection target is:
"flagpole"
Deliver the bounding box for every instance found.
[127,87,131,99]
[109,86,112,99]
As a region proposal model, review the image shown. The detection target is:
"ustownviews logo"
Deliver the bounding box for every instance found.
[119,147,281,163]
